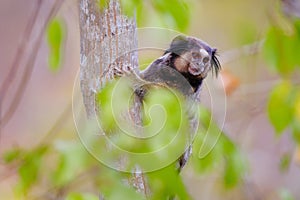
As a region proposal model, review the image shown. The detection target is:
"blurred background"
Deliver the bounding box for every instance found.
[0,0,300,199]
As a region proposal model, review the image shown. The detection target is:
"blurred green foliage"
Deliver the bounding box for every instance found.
[4,146,48,196]
[264,17,300,143]
[46,18,64,72]
[263,11,300,200]
[52,140,92,187]
[280,188,295,200]
[8,0,300,199]
[279,153,292,172]
[148,164,191,200]
[97,0,191,31]
[268,81,294,134]
[1,78,244,199]
[264,20,300,76]
[66,193,99,200]
[119,0,191,32]
[95,77,189,171]
[2,0,300,200]
[192,106,246,188]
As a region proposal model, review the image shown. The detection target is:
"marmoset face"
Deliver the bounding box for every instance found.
[165,35,221,90]
[174,47,212,78]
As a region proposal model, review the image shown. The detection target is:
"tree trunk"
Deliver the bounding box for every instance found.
[79,0,139,118]
[78,0,149,197]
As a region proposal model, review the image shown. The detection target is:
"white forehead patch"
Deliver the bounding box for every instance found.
[200,49,209,58]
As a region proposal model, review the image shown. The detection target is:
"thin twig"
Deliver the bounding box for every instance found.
[0,101,71,183]
[38,101,72,145]
[0,0,42,144]
[0,0,64,129]
[0,0,42,102]
[32,166,100,200]
[220,40,264,65]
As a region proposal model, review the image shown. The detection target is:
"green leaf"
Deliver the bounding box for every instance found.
[66,193,99,200]
[292,121,300,144]
[192,134,222,173]
[198,106,211,128]
[292,92,300,143]
[3,148,22,163]
[46,18,64,72]
[263,27,297,76]
[292,20,300,67]
[192,110,223,174]
[294,91,300,121]
[97,0,108,11]
[222,136,246,188]
[98,169,144,200]
[151,0,190,32]
[52,140,90,186]
[223,158,244,188]
[16,146,48,195]
[47,19,63,47]
[197,106,224,160]
[263,27,280,71]
[193,106,246,188]
[120,0,143,17]
[48,50,61,69]
[267,81,293,134]
[97,78,133,134]
[149,164,191,200]
[120,0,191,31]
[279,153,291,172]
[292,127,300,144]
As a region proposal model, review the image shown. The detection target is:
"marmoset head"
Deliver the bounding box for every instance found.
[140,35,221,93]
[165,35,221,80]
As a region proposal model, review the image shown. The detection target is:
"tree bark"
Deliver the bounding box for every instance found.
[79,0,138,118]
[78,0,149,197]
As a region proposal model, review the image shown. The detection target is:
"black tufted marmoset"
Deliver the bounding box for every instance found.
[137,35,221,170]
[140,35,220,93]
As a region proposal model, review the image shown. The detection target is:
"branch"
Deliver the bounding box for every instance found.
[0,0,42,144]
[0,0,42,102]
[220,40,264,65]
[0,0,64,130]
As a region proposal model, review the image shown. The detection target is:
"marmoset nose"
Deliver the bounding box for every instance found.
[200,49,209,64]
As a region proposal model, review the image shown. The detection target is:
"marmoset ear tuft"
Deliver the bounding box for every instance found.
[211,48,221,77]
